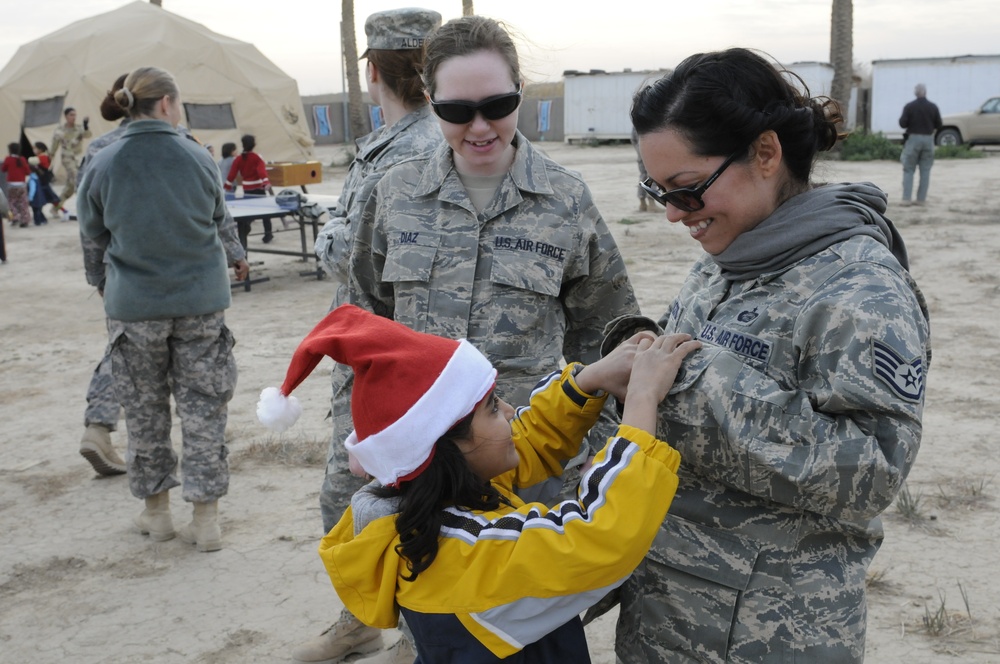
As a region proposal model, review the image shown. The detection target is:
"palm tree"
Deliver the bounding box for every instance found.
[342,0,368,142]
[463,1,474,16]
[829,0,853,127]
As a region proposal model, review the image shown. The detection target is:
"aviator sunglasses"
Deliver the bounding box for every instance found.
[639,150,741,212]
[430,86,523,124]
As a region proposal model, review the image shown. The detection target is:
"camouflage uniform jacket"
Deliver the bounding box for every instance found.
[613,235,931,663]
[348,132,639,461]
[51,122,92,166]
[315,105,442,308]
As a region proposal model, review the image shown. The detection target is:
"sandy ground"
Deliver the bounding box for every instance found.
[1,141,998,663]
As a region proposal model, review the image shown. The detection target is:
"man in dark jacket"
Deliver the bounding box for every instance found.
[899,83,942,206]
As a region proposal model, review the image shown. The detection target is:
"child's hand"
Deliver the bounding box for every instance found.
[574,330,658,400]
[620,334,701,435]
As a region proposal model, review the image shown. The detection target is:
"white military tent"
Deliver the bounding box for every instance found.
[0,0,314,181]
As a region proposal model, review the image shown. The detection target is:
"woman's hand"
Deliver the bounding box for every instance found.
[233,259,250,281]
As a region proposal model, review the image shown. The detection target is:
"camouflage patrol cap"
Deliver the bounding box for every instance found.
[361,7,442,57]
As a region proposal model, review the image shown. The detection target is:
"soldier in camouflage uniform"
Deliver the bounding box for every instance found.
[314,7,445,530]
[77,74,246,478]
[50,107,92,210]
[308,16,638,664]
[601,48,931,663]
[295,9,446,664]
[79,67,249,553]
[345,15,639,520]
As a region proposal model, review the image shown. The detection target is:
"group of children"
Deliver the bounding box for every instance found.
[1,141,66,227]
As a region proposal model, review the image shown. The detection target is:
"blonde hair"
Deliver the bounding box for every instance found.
[114,66,180,119]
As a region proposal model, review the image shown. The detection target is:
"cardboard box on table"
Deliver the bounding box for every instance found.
[266,161,323,187]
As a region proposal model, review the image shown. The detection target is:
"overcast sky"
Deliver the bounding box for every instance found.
[3,0,998,95]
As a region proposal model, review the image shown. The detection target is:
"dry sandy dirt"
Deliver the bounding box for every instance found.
[1,141,998,663]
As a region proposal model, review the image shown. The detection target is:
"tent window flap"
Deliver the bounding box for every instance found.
[24,97,65,128]
[183,103,237,130]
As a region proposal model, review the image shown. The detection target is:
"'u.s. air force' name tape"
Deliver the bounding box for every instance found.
[699,323,771,362]
[872,339,924,402]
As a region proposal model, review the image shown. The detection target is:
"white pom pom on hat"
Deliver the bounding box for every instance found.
[256,386,302,433]
[256,304,496,486]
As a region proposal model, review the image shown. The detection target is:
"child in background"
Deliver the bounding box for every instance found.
[32,142,61,216]
[217,142,237,183]
[2,143,32,227]
[258,304,701,662]
[27,166,48,225]
[224,134,274,242]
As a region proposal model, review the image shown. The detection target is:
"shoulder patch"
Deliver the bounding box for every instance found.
[871,339,924,402]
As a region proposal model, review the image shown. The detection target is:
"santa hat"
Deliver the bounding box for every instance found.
[257,304,496,486]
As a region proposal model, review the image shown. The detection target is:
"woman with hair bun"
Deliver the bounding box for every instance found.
[603,48,931,663]
[78,66,249,553]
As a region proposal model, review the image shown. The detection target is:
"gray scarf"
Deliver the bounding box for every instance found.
[712,182,909,281]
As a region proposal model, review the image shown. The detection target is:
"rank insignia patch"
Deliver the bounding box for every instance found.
[872,339,924,402]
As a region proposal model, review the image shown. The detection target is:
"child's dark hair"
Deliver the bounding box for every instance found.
[373,411,508,581]
[221,142,237,158]
[7,142,19,156]
[631,47,844,187]
[33,141,48,153]
[241,134,256,152]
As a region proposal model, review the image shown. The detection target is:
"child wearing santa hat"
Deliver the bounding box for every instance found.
[258,304,699,662]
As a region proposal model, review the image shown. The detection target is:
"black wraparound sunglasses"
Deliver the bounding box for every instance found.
[639,150,741,212]
[430,86,522,124]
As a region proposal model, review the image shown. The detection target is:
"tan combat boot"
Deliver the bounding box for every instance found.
[79,424,127,476]
[353,634,416,664]
[134,491,175,541]
[639,197,649,212]
[292,611,383,663]
[178,501,222,552]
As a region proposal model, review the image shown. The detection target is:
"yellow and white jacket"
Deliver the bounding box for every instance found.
[319,364,681,661]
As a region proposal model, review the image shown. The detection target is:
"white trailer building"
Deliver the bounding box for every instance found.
[562,69,668,143]
[562,63,856,144]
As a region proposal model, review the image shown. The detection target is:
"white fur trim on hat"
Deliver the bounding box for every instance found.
[256,386,303,433]
[345,339,496,486]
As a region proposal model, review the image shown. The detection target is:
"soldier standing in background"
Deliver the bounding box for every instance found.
[78,66,248,553]
[301,7,445,663]
[50,107,92,215]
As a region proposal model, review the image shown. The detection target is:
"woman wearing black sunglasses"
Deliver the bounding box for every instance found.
[601,48,931,663]
[349,16,639,492]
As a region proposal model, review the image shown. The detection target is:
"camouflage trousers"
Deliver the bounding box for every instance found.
[84,319,122,430]
[59,157,79,205]
[108,312,237,502]
[319,364,364,533]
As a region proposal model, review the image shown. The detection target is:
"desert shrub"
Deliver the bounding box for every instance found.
[839,131,902,161]
[935,144,986,159]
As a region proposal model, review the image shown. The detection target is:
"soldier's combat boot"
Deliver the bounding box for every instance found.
[353,634,416,664]
[292,611,383,663]
[178,501,222,552]
[134,491,174,541]
[639,197,649,212]
[79,424,127,476]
